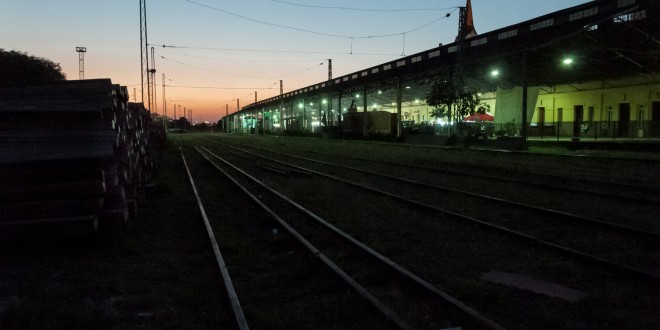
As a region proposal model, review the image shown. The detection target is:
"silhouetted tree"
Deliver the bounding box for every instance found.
[426,79,459,120]
[426,78,480,123]
[0,49,66,86]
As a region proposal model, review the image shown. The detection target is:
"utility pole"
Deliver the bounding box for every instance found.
[280,80,284,132]
[162,73,166,119]
[76,47,86,80]
[521,51,528,141]
[148,47,157,113]
[139,0,149,108]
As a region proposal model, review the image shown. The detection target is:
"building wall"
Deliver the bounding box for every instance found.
[529,75,660,137]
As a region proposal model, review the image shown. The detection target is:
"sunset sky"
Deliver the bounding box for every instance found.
[2,0,590,123]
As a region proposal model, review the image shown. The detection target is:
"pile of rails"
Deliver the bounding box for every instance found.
[0,79,165,240]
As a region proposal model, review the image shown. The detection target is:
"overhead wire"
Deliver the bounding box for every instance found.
[269,0,457,12]
[156,52,267,79]
[160,1,457,111]
[155,50,326,80]
[163,85,281,90]
[184,0,456,39]
[154,47,326,63]
[156,44,402,57]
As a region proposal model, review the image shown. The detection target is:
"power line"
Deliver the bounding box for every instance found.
[154,47,326,63]
[166,79,282,93]
[156,51,325,80]
[184,0,454,39]
[163,85,282,90]
[269,0,457,13]
[156,53,271,79]
[157,44,401,57]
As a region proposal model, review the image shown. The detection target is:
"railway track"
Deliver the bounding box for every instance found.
[233,137,660,203]
[174,135,660,328]
[336,139,660,195]
[180,145,505,329]
[217,142,660,282]
[310,148,660,204]
[180,147,248,330]
[216,137,660,232]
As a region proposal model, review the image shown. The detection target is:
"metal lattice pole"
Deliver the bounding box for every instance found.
[76,47,86,80]
[149,47,157,114]
[139,0,150,109]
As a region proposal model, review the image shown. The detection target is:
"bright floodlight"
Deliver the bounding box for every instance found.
[491,69,500,77]
[563,57,574,65]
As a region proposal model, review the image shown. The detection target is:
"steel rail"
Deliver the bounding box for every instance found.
[192,147,414,330]
[232,144,660,241]
[306,139,660,192]
[223,145,660,283]
[179,147,249,330]
[198,146,505,330]
[239,142,659,204]
[307,149,660,204]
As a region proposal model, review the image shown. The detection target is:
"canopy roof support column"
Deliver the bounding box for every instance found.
[396,77,403,138]
[362,87,368,137]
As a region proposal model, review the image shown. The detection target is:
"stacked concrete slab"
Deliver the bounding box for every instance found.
[0,79,164,240]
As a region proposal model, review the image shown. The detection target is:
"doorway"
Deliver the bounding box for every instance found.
[652,101,660,137]
[618,103,630,137]
[573,105,583,140]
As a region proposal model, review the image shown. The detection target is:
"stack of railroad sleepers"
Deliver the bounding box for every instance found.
[0,79,159,240]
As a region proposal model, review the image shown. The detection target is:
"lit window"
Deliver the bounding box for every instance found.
[361,71,368,77]
[412,56,422,63]
[614,10,646,23]
[384,64,392,70]
[447,45,458,53]
[372,68,379,74]
[352,74,358,79]
[397,60,406,67]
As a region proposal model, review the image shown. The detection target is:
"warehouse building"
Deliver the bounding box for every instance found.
[228,0,660,143]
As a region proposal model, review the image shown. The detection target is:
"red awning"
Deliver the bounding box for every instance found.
[463,112,494,122]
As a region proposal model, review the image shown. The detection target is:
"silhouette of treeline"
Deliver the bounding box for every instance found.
[0,49,66,86]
